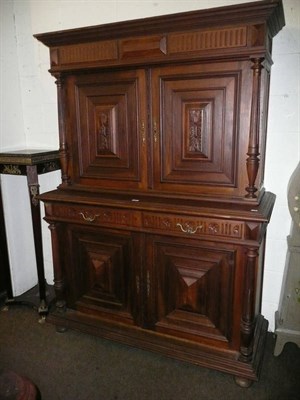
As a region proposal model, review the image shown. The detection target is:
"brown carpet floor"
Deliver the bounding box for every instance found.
[0,305,299,400]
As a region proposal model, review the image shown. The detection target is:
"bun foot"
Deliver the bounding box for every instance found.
[234,376,253,388]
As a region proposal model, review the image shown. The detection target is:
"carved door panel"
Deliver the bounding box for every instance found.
[67,69,148,190]
[151,63,242,197]
[146,235,237,348]
[64,225,141,326]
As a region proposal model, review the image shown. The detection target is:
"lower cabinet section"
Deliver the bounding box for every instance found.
[44,194,274,387]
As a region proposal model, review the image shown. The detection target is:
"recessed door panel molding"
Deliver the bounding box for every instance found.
[151,63,241,195]
[69,70,148,189]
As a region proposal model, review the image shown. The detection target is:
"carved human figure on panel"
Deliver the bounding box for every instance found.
[189,109,203,153]
[98,112,110,151]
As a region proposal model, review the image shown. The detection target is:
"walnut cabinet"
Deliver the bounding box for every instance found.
[35,0,285,387]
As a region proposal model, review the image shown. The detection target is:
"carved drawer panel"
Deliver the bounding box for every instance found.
[49,203,245,240]
[50,204,141,228]
[143,212,244,239]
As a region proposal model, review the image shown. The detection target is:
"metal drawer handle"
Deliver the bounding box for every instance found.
[79,212,99,222]
[176,222,202,234]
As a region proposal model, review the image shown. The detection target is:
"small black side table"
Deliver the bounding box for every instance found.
[0,149,60,315]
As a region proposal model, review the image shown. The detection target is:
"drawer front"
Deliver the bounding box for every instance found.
[49,204,142,229]
[46,204,244,240]
[142,212,245,240]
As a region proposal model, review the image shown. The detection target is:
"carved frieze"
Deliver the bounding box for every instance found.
[52,205,141,228]
[169,26,247,54]
[143,213,243,239]
[58,40,118,65]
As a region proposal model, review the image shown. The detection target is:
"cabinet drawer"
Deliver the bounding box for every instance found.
[143,212,245,240]
[48,204,142,228]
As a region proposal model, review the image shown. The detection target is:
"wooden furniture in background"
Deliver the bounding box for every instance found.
[0,149,60,314]
[35,0,285,387]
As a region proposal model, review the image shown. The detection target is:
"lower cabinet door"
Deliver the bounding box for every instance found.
[64,225,140,326]
[146,235,238,349]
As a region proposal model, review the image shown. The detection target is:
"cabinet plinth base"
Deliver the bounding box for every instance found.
[47,309,268,385]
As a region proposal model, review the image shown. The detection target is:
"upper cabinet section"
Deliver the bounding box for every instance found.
[35,0,285,72]
[35,0,285,204]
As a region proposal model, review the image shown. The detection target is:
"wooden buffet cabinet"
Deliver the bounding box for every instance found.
[35,0,285,387]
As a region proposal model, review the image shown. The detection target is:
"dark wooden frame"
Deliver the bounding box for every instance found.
[35,0,285,387]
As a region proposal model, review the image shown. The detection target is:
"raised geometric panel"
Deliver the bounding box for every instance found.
[152,239,235,345]
[86,248,123,307]
[66,227,136,325]
[120,35,167,59]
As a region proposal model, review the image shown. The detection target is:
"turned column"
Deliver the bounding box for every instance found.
[54,73,70,186]
[48,222,66,320]
[240,247,259,362]
[246,58,264,199]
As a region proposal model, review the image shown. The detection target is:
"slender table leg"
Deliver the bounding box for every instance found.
[26,165,48,315]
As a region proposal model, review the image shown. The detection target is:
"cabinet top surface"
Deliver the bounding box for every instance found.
[34,0,285,47]
[39,189,276,223]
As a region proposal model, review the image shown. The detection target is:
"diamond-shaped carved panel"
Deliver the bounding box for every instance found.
[66,227,136,325]
[87,250,121,305]
[153,240,235,344]
[80,240,125,309]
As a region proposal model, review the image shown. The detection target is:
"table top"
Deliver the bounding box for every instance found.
[0,149,59,165]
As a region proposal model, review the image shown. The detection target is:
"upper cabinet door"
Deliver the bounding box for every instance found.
[66,69,148,190]
[151,62,250,199]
